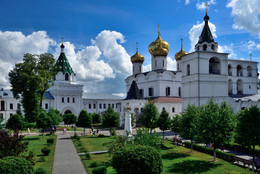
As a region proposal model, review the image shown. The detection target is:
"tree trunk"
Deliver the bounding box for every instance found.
[213,147,216,161]
[191,139,193,152]
[39,92,44,108]
[252,144,255,172]
[175,133,177,146]
[163,130,164,140]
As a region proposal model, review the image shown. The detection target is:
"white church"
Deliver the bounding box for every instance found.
[0,12,259,126]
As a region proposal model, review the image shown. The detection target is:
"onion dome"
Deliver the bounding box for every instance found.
[131,42,144,63]
[175,39,188,61]
[148,25,170,57]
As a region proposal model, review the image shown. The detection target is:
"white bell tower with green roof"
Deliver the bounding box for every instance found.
[55,43,76,83]
[50,42,83,116]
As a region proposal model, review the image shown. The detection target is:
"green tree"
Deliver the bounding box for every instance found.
[76,110,92,135]
[179,105,200,152]
[47,108,63,126]
[197,99,235,161]
[235,106,260,172]
[171,114,181,146]
[36,111,52,137]
[63,113,77,126]
[8,53,56,122]
[91,113,101,124]
[141,100,159,133]
[6,114,25,135]
[102,106,120,136]
[157,109,171,139]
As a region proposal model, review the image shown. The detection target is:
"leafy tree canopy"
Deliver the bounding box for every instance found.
[157,109,171,139]
[6,114,25,134]
[47,108,63,125]
[63,113,77,126]
[102,106,120,135]
[8,53,56,122]
[141,100,159,132]
[36,111,52,131]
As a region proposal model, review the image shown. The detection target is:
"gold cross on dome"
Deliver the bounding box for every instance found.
[136,42,138,51]
[181,38,183,49]
[158,24,161,35]
[205,2,209,14]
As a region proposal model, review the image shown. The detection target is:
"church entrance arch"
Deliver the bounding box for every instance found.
[62,106,76,115]
[64,110,72,114]
[209,57,220,74]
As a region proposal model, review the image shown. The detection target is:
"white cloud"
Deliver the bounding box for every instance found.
[185,0,190,5]
[196,0,216,11]
[0,31,55,87]
[188,21,217,52]
[247,40,256,53]
[143,64,151,72]
[227,0,260,37]
[92,30,132,75]
[218,44,237,59]
[167,57,177,71]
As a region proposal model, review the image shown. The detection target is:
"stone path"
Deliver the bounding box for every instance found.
[52,133,87,174]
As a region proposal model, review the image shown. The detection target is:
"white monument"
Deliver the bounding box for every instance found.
[124,103,132,137]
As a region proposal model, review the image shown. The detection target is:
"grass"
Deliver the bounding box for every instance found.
[23,134,57,174]
[73,136,253,174]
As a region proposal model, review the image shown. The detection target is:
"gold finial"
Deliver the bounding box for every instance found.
[136,42,138,52]
[205,2,209,14]
[181,38,183,49]
[158,24,161,36]
[250,53,252,61]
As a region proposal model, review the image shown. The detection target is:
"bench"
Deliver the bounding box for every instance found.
[233,156,259,170]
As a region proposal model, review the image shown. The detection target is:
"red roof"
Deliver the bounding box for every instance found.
[151,97,182,103]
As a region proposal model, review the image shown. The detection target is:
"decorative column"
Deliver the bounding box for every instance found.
[124,103,132,137]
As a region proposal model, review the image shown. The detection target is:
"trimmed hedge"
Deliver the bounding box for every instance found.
[0,156,34,174]
[184,141,235,162]
[112,146,163,174]
[92,166,107,174]
[41,147,51,156]
[47,138,54,144]
[35,167,47,174]
[25,123,37,129]
[224,143,260,157]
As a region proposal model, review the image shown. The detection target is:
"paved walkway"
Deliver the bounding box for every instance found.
[52,133,87,174]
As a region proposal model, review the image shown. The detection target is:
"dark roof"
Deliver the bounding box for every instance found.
[198,14,215,44]
[125,80,143,100]
[55,52,75,75]
[43,91,54,99]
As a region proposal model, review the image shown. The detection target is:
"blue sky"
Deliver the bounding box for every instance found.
[0,0,259,95]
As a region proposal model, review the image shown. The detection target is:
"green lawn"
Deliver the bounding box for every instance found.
[23,134,57,174]
[73,136,251,174]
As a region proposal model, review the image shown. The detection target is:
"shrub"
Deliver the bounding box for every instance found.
[41,147,51,156]
[47,138,54,144]
[35,168,47,174]
[90,161,100,168]
[184,142,235,162]
[39,157,46,162]
[22,151,36,165]
[112,146,163,174]
[92,166,107,174]
[72,134,80,140]
[25,123,37,129]
[0,131,28,158]
[0,156,34,174]
[111,128,117,136]
[85,152,91,160]
[224,143,260,157]
[23,136,40,141]
[92,113,102,124]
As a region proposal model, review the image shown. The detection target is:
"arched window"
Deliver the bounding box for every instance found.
[163,60,164,67]
[211,44,215,51]
[178,87,181,97]
[209,57,220,74]
[237,79,243,95]
[247,66,252,77]
[65,73,69,81]
[139,89,144,98]
[62,97,64,103]
[155,60,157,68]
[228,64,232,76]
[148,88,154,97]
[187,64,190,76]
[228,79,232,95]
[203,44,207,51]
[237,65,243,76]
[65,110,72,114]
[166,87,170,96]
[139,65,141,72]
[67,97,70,103]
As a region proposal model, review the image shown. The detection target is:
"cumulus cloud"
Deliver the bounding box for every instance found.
[185,0,190,5]
[188,21,217,52]
[91,30,132,75]
[196,0,216,11]
[218,44,237,59]
[143,64,151,72]
[227,0,260,37]
[167,57,177,71]
[0,31,55,87]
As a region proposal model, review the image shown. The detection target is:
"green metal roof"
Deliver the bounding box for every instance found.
[55,52,75,75]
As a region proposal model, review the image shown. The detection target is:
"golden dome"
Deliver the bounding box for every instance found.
[148,26,170,57]
[131,50,144,63]
[175,39,188,61]
[131,43,144,63]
